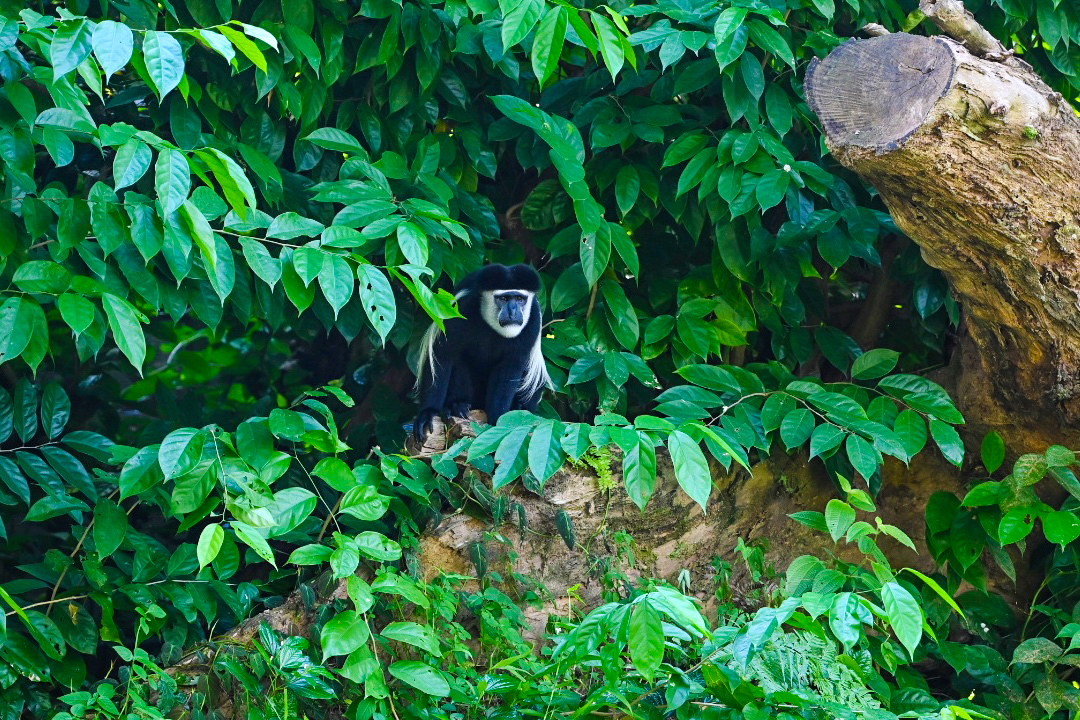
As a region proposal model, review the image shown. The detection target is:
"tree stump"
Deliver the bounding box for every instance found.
[806,32,1080,443]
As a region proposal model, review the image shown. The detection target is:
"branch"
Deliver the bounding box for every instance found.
[920,0,1007,58]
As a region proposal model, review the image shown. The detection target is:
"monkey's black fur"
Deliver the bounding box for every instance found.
[413,264,548,442]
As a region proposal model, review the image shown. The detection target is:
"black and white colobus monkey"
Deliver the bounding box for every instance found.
[413,264,551,441]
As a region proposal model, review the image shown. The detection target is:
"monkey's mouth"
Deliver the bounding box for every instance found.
[499,318,521,327]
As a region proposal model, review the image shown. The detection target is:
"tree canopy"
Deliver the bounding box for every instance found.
[2,0,1080,717]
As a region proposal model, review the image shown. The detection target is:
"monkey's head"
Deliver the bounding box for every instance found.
[477,264,541,339]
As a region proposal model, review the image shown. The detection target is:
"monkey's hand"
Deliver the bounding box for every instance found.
[413,407,440,442]
[446,401,472,419]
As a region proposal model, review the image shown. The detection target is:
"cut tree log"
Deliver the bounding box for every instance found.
[805,28,1080,442]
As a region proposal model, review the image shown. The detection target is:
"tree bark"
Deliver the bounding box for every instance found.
[805,32,1080,443]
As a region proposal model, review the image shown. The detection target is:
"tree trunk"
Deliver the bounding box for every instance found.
[805,28,1080,445]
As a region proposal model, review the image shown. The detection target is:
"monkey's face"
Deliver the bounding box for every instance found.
[481,290,533,338]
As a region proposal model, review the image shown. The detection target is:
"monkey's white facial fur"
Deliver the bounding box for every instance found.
[481,290,533,338]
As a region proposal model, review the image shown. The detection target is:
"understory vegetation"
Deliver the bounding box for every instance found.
[2,0,1080,717]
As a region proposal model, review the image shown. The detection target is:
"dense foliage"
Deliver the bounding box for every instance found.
[1,0,1080,717]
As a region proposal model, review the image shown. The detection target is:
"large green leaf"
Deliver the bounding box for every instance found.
[880,581,923,659]
[92,20,134,80]
[155,148,190,214]
[388,661,450,696]
[356,264,397,345]
[102,294,147,372]
[668,430,711,513]
[143,31,186,99]
[50,19,93,80]
[321,610,370,659]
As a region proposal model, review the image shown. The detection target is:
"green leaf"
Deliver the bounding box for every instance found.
[284,25,321,75]
[713,7,748,47]
[159,428,204,479]
[380,622,441,656]
[809,424,844,459]
[321,610,370,659]
[35,108,95,134]
[531,5,566,87]
[58,294,96,337]
[119,445,163,499]
[601,279,639,349]
[623,436,657,510]
[92,20,134,81]
[1043,510,1080,547]
[714,24,748,71]
[527,420,564,485]
[747,19,794,67]
[396,222,429,267]
[761,393,794,433]
[197,523,225,568]
[40,383,71,439]
[0,298,35,365]
[1013,637,1063,664]
[102,294,146,373]
[809,0,835,19]
[388,661,450,696]
[579,226,611,286]
[305,128,364,154]
[0,457,29,504]
[628,601,664,682]
[232,521,277,567]
[240,237,282,288]
[846,434,881,481]
[354,531,402,561]
[319,254,355,318]
[51,19,93,80]
[668,430,710,513]
[961,481,1000,507]
[26,493,90,522]
[143,31,186,99]
[998,507,1035,545]
[594,13,624,79]
[0,389,12,446]
[880,581,922,659]
[893,410,927,459]
[288,544,333,565]
[825,499,856,542]
[339,483,391,522]
[183,202,234,303]
[219,25,267,73]
[267,212,325,240]
[780,408,814,449]
[13,261,71,294]
[202,148,258,217]
[155,148,190,214]
[236,22,279,50]
[492,426,530,490]
[356,264,397,345]
[755,169,789,211]
[615,165,640,216]
[501,0,543,50]
[13,380,37,443]
[663,132,707,169]
[113,138,153,190]
[93,498,128,558]
[929,418,964,467]
[851,349,900,380]
[901,568,963,615]
[981,431,1005,473]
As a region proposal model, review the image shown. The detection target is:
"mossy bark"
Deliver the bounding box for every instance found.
[806,32,1080,447]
